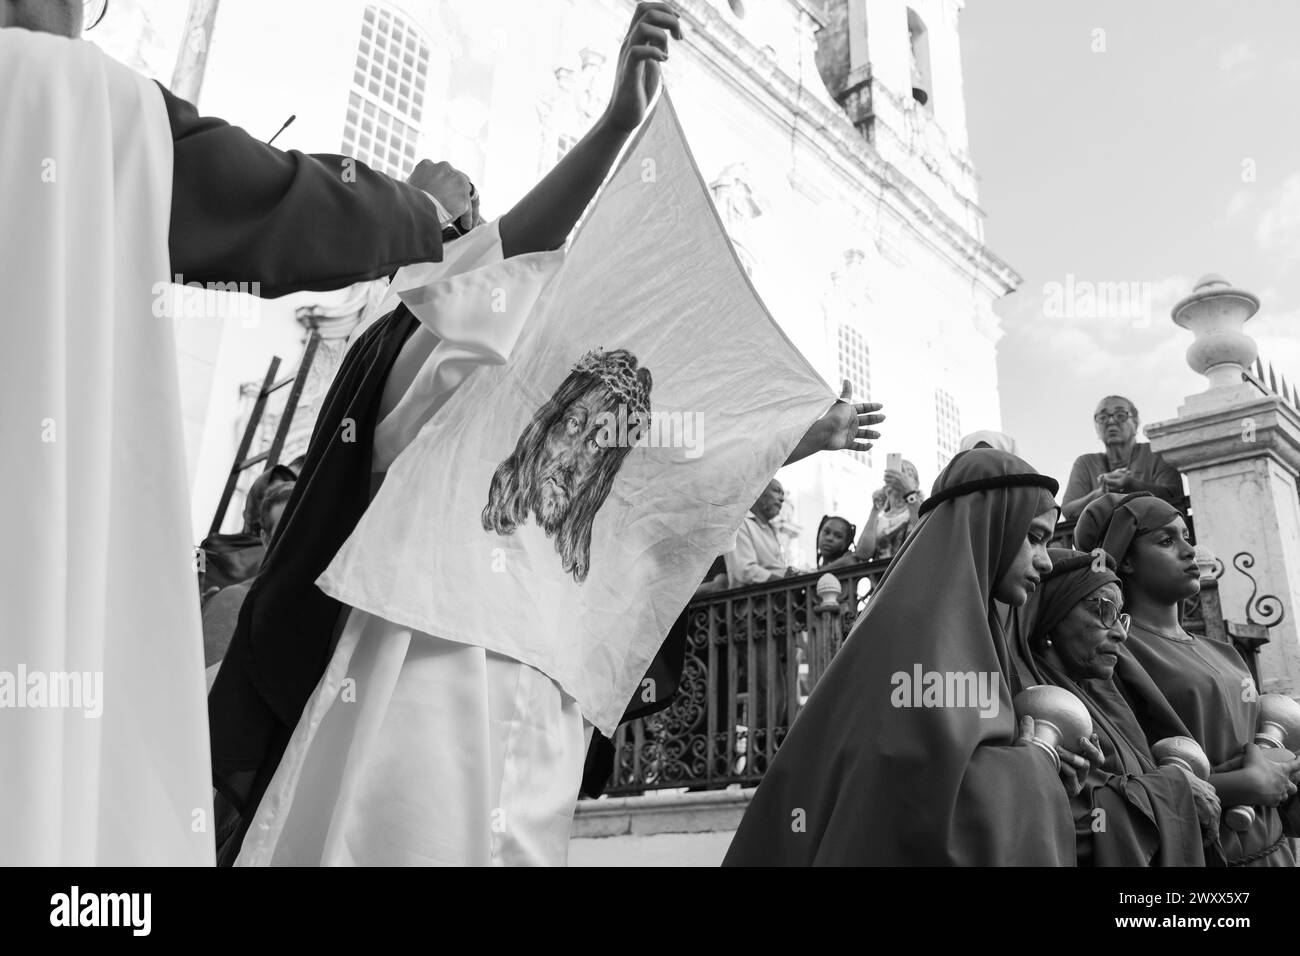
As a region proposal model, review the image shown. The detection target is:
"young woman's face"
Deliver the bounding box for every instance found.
[993,508,1056,607]
[1122,516,1199,603]
[1048,582,1128,681]
[817,519,850,559]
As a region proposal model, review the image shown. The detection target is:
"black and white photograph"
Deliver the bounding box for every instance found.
[3,0,1299,931]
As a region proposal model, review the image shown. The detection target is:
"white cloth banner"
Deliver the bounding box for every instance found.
[0,29,214,864]
[319,91,833,736]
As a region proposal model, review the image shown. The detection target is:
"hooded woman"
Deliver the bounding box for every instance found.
[1019,549,1212,866]
[1076,492,1300,867]
[723,449,1083,865]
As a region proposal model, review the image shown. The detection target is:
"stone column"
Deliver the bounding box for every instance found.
[1145,276,1300,696]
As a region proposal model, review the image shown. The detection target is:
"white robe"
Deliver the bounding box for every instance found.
[0,29,213,865]
[235,222,588,866]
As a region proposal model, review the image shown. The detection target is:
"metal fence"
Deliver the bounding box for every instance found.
[603,558,891,796]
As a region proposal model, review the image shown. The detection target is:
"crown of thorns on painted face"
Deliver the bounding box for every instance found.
[481,348,652,583]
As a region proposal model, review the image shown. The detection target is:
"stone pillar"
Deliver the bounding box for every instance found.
[1145,276,1300,696]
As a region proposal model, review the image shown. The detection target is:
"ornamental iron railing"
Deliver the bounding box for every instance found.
[602,558,890,796]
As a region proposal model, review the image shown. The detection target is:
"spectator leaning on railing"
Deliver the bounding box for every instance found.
[725,479,799,586]
[1060,395,1183,521]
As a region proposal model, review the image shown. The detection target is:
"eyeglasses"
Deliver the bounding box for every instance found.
[1094,411,1132,425]
[1084,595,1130,632]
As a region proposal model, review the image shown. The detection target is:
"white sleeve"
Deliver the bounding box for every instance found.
[371,218,564,472]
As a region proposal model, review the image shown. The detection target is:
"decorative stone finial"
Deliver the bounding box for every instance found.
[1171,275,1260,390]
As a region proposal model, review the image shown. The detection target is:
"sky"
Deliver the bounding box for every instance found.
[960,0,1300,488]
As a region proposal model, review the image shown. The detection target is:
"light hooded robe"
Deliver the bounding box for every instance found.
[0,26,444,865]
[0,26,209,865]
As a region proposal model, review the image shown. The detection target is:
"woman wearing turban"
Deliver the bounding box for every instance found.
[1019,549,1213,865]
[724,449,1086,865]
[1075,492,1300,866]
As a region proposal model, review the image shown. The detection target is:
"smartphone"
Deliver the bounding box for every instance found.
[886,452,902,474]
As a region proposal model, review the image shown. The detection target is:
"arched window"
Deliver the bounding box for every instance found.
[341,4,430,179]
[838,323,873,467]
[934,387,961,473]
[906,8,933,111]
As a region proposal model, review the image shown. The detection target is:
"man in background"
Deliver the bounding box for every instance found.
[726,480,797,586]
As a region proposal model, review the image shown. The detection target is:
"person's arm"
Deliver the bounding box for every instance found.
[1060,456,1101,521]
[786,381,883,465]
[905,495,922,531]
[498,3,681,258]
[819,551,862,571]
[887,469,923,526]
[159,84,445,298]
[693,573,729,597]
[856,508,881,560]
[1129,451,1184,502]
[1209,744,1300,807]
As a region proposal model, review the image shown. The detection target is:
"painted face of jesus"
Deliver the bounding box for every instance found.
[537,386,613,531]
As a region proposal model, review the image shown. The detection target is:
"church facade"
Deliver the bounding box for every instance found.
[96,0,1019,565]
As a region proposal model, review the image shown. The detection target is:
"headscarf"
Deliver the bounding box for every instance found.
[958,430,1017,455]
[1073,492,1181,566]
[1028,549,1121,649]
[1018,549,1205,866]
[725,449,1074,865]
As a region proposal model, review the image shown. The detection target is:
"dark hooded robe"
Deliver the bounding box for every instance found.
[1021,550,1205,866]
[723,449,1075,866]
[1076,493,1300,867]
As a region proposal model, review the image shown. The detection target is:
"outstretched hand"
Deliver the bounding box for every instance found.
[819,380,884,454]
[784,384,884,467]
[604,3,684,133]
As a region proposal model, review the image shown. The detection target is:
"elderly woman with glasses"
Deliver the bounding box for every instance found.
[1014,549,1214,865]
[1060,396,1184,520]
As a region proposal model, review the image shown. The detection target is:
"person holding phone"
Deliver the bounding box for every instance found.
[855,453,922,561]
